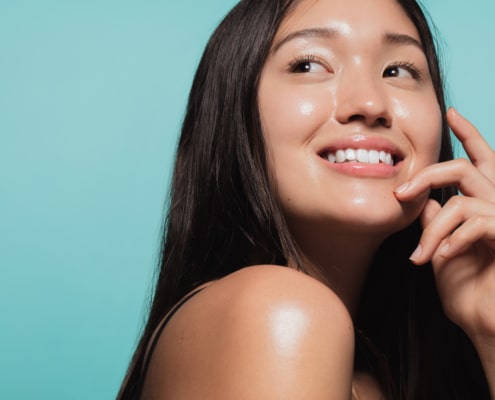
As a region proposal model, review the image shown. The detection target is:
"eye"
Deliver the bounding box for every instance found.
[289,55,327,74]
[383,62,421,79]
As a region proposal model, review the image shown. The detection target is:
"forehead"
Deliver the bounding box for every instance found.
[276,0,420,43]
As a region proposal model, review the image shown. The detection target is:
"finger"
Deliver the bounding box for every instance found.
[419,198,441,228]
[411,199,440,264]
[395,158,495,201]
[436,214,495,260]
[409,196,495,264]
[447,108,495,178]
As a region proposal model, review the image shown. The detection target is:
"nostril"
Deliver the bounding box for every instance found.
[346,114,389,127]
[377,117,389,127]
[348,114,366,123]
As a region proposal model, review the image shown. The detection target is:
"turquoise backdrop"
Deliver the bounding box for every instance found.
[1,1,493,398]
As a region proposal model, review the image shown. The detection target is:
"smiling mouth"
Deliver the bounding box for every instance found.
[321,148,400,166]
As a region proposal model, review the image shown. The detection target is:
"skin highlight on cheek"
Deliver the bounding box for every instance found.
[391,97,410,119]
[299,100,316,116]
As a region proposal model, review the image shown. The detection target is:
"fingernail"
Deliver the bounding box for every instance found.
[395,181,409,194]
[409,244,422,262]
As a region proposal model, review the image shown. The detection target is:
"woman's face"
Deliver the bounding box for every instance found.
[258,0,442,235]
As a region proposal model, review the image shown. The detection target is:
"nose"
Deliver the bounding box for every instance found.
[333,70,392,128]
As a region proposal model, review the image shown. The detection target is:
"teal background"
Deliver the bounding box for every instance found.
[0,1,493,398]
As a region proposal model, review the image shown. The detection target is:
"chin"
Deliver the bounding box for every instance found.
[339,194,426,235]
[285,192,426,238]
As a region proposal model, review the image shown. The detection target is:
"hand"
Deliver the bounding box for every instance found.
[394,108,495,343]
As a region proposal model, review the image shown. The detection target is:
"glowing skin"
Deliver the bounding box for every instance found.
[269,305,310,356]
[258,0,442,237]
[136,1,495,398]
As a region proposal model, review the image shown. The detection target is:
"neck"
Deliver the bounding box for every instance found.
[288,221,388,317]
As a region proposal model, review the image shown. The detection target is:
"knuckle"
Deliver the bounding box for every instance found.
[457,158,471,168]
[453,226,470,243]
[469,214,485,229]
[454,158,472,177]
[447,195,465,212]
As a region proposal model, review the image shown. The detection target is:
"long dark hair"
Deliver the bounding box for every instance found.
[118,0,490,398]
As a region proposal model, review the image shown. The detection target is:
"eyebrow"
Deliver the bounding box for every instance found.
[271,27,424,54]
[272,27,337,53]
[384,32,423,51]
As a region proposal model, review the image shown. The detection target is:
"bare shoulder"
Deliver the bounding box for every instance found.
[141,266,355,400]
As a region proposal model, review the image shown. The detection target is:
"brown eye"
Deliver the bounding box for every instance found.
[383,63,421,79]
[293,62,313,73]
[289,56,327,74]
[384,66,411,78]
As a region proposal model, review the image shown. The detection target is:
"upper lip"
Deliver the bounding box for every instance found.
[317,135,405,164]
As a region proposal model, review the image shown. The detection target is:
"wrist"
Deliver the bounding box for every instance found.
[470,334,495,398]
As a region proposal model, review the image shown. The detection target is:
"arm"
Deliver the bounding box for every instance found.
[140,265,355,400]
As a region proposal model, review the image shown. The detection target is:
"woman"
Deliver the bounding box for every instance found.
[119,0,495,398]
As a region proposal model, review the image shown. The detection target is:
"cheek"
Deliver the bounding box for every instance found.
[259,81,333,148]
[258,83,331,207]
[420,106,443,165]
[394,95,443,167]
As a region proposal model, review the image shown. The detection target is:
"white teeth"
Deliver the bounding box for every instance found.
[336,149,346,163]
[345,148,356,161]
[385,153,393,165]
[369,150,379,164]
[356,149,369,163]
[326,148,394,165]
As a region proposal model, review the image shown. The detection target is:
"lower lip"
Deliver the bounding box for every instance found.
[322,159,401,178]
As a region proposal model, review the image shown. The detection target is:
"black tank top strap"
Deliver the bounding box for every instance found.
[134,285,207,399]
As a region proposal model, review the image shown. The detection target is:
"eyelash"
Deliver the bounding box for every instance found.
[288,54,326,73]
[385,61,423,79]
[288,55,423,80]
